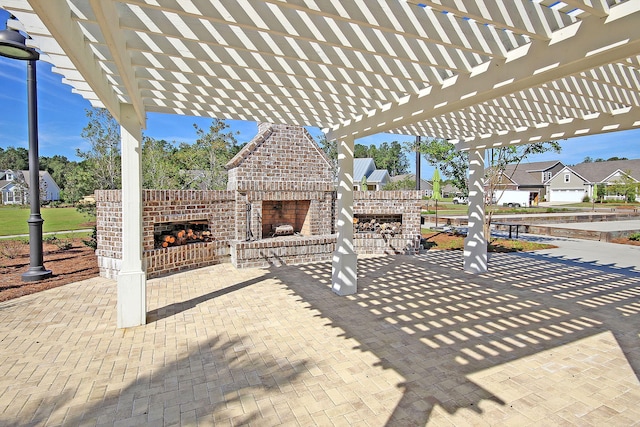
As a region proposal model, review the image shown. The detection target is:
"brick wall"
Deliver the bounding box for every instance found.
[96,190,235,279]
[353,190,422,254]
[95,125,422,278]
[226,123,334,193]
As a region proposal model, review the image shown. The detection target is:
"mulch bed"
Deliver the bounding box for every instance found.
[0,238,99,302]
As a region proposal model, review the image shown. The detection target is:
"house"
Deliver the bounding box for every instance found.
[546,159,640,202]
[389,173,433,196]
[0,169,61,205]
[440,183,459,198]
[353,158,390,191]
[485,161,565,204]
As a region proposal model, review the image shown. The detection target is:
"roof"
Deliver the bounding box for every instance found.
[353,159,376,182]
[366,170,390,183]
[569,159,640,183]
[390,173,432,190]
[2,1,639,151]
[501,161,564,186]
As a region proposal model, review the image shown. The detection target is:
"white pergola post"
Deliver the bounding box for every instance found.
[464,148,487,274]
[332,136,357,296]
[117,103,146,328]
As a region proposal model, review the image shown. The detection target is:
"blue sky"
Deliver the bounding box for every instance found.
[1,30,640,181]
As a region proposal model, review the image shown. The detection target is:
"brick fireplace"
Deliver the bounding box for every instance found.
[95,123,422,278]
[226,123,336,267]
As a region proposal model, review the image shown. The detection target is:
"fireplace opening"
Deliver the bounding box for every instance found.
[262,200,311,238]
[354,214,402,235]
[154,220,212,248]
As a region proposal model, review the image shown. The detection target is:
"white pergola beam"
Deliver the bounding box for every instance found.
[561,0,610,18]
[454,108,640,151]
[409,0,569,40]
[89,0,146,127]
[28,0,123,122]
[328,4,640,141]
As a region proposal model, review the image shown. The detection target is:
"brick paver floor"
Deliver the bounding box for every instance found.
[1,251,639,426]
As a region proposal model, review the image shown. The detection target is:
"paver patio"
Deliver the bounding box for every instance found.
[1,250,639,426]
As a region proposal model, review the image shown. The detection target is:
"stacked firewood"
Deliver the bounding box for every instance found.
[156,228,213,248]
[353,218,401,235]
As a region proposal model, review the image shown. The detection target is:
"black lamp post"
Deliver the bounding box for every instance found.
[0,18,52,281]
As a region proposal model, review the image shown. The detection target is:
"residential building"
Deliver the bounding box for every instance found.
[353,158,390,191]
[0,169,61,205]
[389,173,433,196]
[486,161,565,204]
[546,159,640,202]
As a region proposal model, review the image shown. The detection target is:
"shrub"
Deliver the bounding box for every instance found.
[0,239,27,259]
[44,235,73,250]
[83,226,97,250]
[582,195,590,203]
[629,233,640,241]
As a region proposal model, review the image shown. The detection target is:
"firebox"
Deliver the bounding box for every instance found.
[262,200,311,238]
[154,220,212,248]
[354,214,402,235]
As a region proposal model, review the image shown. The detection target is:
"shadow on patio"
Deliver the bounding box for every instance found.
[273,250,640,425]
[1,249,638,425]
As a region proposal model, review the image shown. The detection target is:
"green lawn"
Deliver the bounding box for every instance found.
[0,206,94,236]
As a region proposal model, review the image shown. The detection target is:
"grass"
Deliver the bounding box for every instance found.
[421,229,555,252]
[561,201,640,208]
[0,206,94,237]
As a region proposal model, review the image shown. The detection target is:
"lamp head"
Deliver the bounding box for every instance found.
[0,19,39,60]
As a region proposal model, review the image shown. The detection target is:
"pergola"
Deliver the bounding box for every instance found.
[2,0,639,327]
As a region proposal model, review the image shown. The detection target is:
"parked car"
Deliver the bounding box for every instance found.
[452,195,468,204]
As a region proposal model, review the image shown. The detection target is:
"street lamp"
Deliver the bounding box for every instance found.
[0,17,52,281]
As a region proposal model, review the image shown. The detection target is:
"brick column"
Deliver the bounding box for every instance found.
[464,148,487,273]
[332,136,357,295]
[117,103,146,328]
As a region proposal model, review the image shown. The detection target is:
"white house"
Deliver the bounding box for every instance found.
[353,158,390,191]
[0,169,61,205]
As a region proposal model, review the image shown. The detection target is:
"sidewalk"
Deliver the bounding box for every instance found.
[509,231,640,272]
[0,228,92,239]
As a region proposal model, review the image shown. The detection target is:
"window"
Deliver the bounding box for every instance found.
[543,171,552,182]
[564,173,570,183]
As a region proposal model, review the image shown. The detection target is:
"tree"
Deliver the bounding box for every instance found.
[354,143,369,158]
[583,156,593,163]
[373,141,408,176]
[596,183,606,202]
[484,141,562,239]
[78,108,121,190]
[382,175,416,190]
[179,119,239,190]
[60,161,96,203]
[10,171,28,204]
[39,154,72,191]
[317,135,337,178]
[142,137,180,189]
[0,146,29,170]
[419,138,469,195]
[610,171,639,203]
